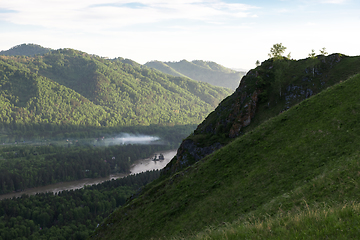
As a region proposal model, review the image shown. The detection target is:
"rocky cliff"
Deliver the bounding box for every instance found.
[162,53,360,176]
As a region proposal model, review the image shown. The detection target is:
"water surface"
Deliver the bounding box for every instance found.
[0,149,176,200]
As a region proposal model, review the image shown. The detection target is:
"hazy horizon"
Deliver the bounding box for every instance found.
[1,0,360,70]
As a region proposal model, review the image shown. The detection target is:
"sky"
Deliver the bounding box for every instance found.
[0,0,359,70]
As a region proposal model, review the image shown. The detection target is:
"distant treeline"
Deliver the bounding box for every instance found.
[0,123,196,144]
[0,43,52,57]
[0,170,159,240]
[0,143,171,194]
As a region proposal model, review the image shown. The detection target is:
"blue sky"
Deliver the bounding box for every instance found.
[0,0,359,70]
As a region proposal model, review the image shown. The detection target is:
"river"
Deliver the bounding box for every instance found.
[0,149,177,200]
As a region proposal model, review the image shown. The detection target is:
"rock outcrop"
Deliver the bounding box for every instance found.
[162,53,354,176]
[162,68,263,175]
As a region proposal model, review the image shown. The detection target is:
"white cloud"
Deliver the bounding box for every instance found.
[0,0,257,32]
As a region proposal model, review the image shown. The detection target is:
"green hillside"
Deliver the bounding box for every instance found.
[163,54,360,176]
[92,57,360,239]
[144,60,188,78]
[0,43,52,56]
[145,60,244,90]
[0,48,232,140]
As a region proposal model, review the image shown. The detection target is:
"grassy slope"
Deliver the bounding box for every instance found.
[92,73,360,239]
[187,201,360,239]
[190,55,360,145]
[161,54,360,177]
[174,54,360,159]
[246,55,360,134]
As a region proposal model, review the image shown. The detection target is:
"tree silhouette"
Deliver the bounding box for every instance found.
[268,43,287,60]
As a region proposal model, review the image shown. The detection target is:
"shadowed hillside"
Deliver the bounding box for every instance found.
[163,53,360,176]
[91,54,360,240]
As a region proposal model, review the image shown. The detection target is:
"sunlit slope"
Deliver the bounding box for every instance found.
[92,73,360,240]
[144,60,188,78]
[0,49,232,136]
[145,59,244,90]
[0,60,108,126]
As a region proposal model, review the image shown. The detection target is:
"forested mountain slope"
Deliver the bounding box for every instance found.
[163,53,360,175]
[0,169,160,240]
[145,59,245,90]
[92,58,360,239]
[0,43,52,56]
[0,48,232,139]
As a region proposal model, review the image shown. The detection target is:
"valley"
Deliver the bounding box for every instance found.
[0,44,235,240]
[1,43,360,240]
[0,149,176,200]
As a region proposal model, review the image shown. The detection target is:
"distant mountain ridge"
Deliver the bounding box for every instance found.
[0,46,232,139]
[0,44,243,90]
[0,43,52,56]
[145,59,245,90]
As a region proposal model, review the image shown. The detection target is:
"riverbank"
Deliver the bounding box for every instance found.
[0,149,177,200]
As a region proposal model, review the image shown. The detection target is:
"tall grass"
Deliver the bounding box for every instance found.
[184,201,360,240]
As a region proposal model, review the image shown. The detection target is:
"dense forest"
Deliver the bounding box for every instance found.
[0,170,159,240]
[0,44,52,57]
[0,142,174,194]
[0,44,225,193]
[145,59,245,90]
[0,48,231,141]
[0,44,232,240]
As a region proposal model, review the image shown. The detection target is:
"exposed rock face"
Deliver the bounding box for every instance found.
[162,69,262,175]
[229,89,258,138]
[162,140,222,174]
[162,53,349,177]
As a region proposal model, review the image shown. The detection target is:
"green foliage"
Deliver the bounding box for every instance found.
[308,49,316,58]
[0,44,52,57]
[143,61,188,78]
[320,47,328,56]
[0,138,179,194]
[268,43,287,60]
[0,170,159,240]
[0,49,231,140]
[92,73,360,240]
[186,54,360,148]
[272,59,290,97]
[184,202,360,239]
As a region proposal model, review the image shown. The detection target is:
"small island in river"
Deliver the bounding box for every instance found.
[152,153,164,161]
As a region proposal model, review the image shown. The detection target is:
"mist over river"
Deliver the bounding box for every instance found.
[0,149,177,200]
